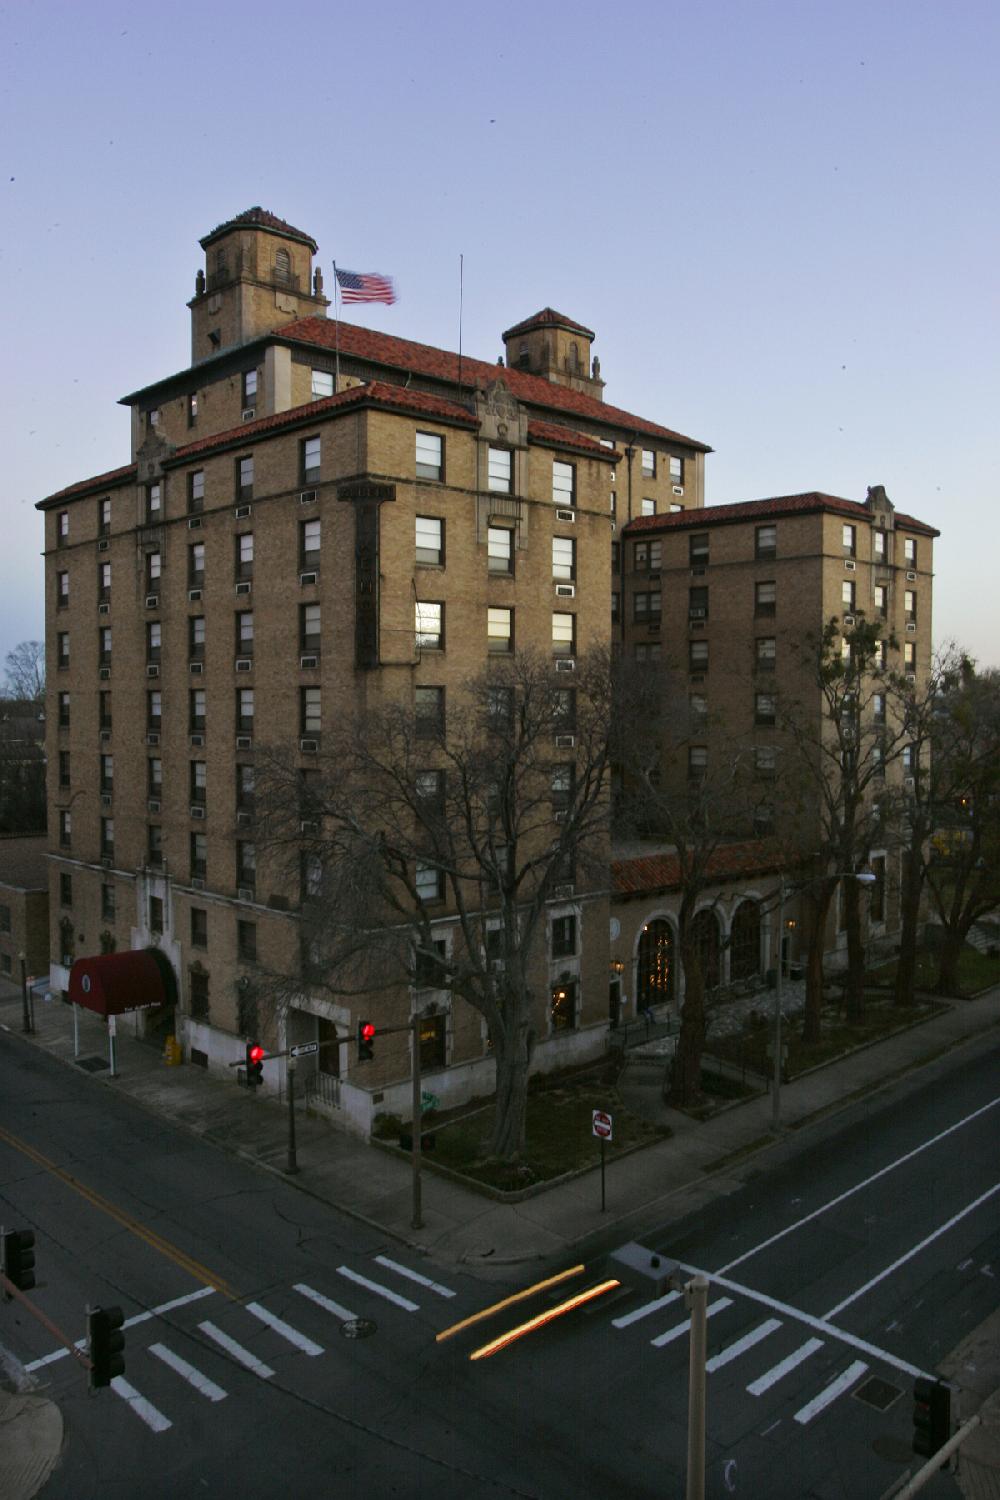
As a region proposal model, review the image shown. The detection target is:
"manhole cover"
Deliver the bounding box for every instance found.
[339,1318,377,1340]
[854,1376,902,1411]
[75,1056,109,1073]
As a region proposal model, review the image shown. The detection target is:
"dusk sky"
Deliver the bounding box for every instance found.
[2,0,997,672]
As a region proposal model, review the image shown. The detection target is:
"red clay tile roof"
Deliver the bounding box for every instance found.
[613,840,785,897]
[37,462,137,510]
[502,307,596,341]
[274,316,711,452]
[623,491,939,539]
[200,207,318,252]
[527,419,620,460]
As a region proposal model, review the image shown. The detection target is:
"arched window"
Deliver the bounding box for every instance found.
[274,248,291,283]
[637,920,674,1009]
[690,909,722,992]
[730,901,762,982]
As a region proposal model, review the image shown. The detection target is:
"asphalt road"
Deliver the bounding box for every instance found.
[2,1027,997,1498]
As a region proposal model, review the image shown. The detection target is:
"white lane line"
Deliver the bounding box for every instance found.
[245,1302,323,1356]
[651,1298,732,1348]
[718,1093,1000,1276]
[294,1283,358,1322]
[794,1360,868,1424]
[748,1338,825,1396]
[337,1264,419,1311]
[706,1319,782,1373]
[199,1321,274,1378]
[374,1256,456,1298]
[110,1377,172,1432]
[24,1286,217,1371]
[612,1291,682,1329]
[676,1264,927,1380]
[824,1182,1000,1319]
[149,1343,227,1402]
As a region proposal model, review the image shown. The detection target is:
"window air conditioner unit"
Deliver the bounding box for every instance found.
[242,408,256,422]
[187,517,202,530]
[299,571,318,586]
[648,620,662,633]
[906,570,917,581]
[553,809,568,823]
[906,622,917,633]
[147,799,161,814]
[555,509,576,523]
[189,588,203,602]
[555,658,576,672]
[236,582,252,596]
[555,734,575,749]
[145,594,159,609]
[235,658,252,672]
[300,819,318,834]
[190,733,205,747]
[191,805,206,819]
[191,877,205,891]
[99,667,111,680]
[190,661,204,674]
[300,654,318,669]
[843,614,855,625]
[689,607,707,619]
[238,886,254,901]
[555,584,575,598]
[102,856,113,869]
[146,732,160,746]
[98,603,110,615]
[299,490,317,505]
[237,810,252,827]
[904,776,915,790]
[236,735,252,750]
[98,539,109,552]
[672,485,685,496]
[690,673,706,684]
[235,504,252,519]
[100,793,112,809]
[844,559,856,571]
[300,738,318,753]
[552,884,574,900]
[100,728,111,743]
[691,566,706,577]
[146,664,159,677]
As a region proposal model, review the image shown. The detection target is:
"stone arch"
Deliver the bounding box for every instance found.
[730,899,763,982]
[635,917,676,1010]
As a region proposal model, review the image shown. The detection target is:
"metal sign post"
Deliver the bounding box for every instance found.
[592,1110,613,1212]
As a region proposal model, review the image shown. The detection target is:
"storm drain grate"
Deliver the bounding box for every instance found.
[75,1056,109,1073]
[853,1376,902,1411]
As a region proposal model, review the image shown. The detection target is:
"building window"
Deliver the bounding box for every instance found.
[57,875,72,910]
[301,852,323,902]
[237,455,254,499]
[148,825,163,868]
[190,689,206,732]
[874,584,888,618]
[611,541,620,574]
[236,763,255,811]
[237,688,254,734]
[149,895,164,934]
[57,570,69,607]
[487,607,513,654]
[415,601,443,650]
[237,920,257,962]
[610,492,617,521]
[312,369,334,400]
[415,686,444,738]
[842,523,857,557]
[189,968,209,1019]
[148,757,163,795]
[300,602,321,652]
[690,639,709,672]
[189,615,205,659]
[242,370,257,408]
[842,580,856,611]
[100,754,113,792]
[877,639,889,671]
[669,456,684,485]
[904,642,916,670]
[190,831,207,880]
[754,525,777,560]
[670,502,685,513]
[415,769,446,822]
[415,862,443,902]
[487,525,513,574]
[301,436,321,485]
[552,536,575,581]
[755,745,777,775]
[58,750,70,787]
[634,642,662,662]
[634,539,661,571]
[299,519,321,569]
[188,393,198,427]
[641,449,656,477]
[58,691,70,728]
[415,936,448,990]
[487,686,514,728]
[415,516,444,567]
[416,431,444,482]
[874,529,887,565]
[633,590,662,623]
[236,532,253,580]
[755,692,776,726]
[689,586,708,621]
[147,408,160,430]
[191,908,208,948]
[551,913,577,958]
[147,691,162,730]
[755,581,776,617]
[552,460,575,506]
[101,817,114,858]
[553,687,576,730]
[237,842,256,891]
[99,691,112,731]
[552,612,576,656]
[690,694,708,725]
[904,537,917,565]
[186,470,205,515]
[689,532,709,566]
[59,810,72,848]
[184,542,202,587]
[235,611,254,657]
[550,980,577,1031]
[99,497,111,535]
[904,590,917,623]
[488,447,512,494]
[756,637,776,672]
[101,883,115,921]
[57,510,69,544]
[551,763,574,812]
[688,745,708,779]
[301,687,322,736]
[641,498,656,517]
[873,692,886,724]
[419,1014,447,1071]
[57,632,69,669]
[146,484,162,523]
[190,760,206,805]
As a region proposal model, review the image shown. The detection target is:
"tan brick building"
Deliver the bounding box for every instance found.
[0,835,49,986]
[36,208,711,1135]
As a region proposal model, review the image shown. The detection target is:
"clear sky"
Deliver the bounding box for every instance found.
[2,0,997,670]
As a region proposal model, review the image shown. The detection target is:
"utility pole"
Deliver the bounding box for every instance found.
[285,1056,299,1175]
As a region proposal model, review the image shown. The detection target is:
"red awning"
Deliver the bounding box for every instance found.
[69,950,173,1017]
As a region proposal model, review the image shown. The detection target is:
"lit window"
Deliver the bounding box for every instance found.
[415,601,443,650]
[416,515,444,566]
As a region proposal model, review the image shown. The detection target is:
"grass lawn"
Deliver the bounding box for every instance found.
[386,1077,670,1193]
[706,992,945,1080]
[869,945,1000,997]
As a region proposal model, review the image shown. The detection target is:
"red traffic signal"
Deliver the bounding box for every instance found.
[246,1042,265,1087]
[357,1020,376,1061]
[88,1304,126,1389]
[913,1377,951,1460]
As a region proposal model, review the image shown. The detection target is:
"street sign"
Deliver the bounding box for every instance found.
[290,1042,319,1058]
[592,1109,613,1141]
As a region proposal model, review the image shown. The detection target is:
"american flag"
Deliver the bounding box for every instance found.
[335,267,397,305]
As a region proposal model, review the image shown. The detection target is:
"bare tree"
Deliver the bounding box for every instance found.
[3,641,45,703]
[255,650,613,1162]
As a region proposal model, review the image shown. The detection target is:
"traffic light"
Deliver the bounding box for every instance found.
[357,1020,376,1062]
[913,1376,951,1460]
[245,1042,265,1087]
[88,1305,126,1389]
[1,1229,36,1296]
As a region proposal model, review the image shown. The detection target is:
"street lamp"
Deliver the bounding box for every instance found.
[771,869,876,1131]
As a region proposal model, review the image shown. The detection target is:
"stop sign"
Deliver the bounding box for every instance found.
[592,1109,613,1141]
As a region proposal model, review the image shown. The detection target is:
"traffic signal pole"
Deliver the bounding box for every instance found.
[411,1016,422,1230]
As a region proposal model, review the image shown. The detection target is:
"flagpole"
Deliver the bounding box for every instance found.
[332,260,341,391]
[457,253,464,400]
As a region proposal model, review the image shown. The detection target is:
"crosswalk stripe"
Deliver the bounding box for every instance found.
[199,1321,274,1378]
[706,1318,782,1373]
[149,1343,227,1401]
[747,1337,825,1396]
[374,1256,456,1298]
[294,1283,358,1322]
[110,1376,172,1432]
[337,1265,419,1311]
[24,1287,216,1373]
[651,1298,733,1348]
[794,1360,868,1424]
[612,1290,682,1329]
[245,1302,323,1356]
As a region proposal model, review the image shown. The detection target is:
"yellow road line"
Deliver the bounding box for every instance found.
[0,1124,238,1299]
[436,1264,586,1343]
[469,1279,621,1361]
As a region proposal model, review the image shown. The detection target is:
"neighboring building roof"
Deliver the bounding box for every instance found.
[37,462,137,510]
[0,834,49,891]
[623,491,940,539]
[274,316,712,452]
[527,419,621,460]
[200,207,318,252]
[613,840,785,897]
[502,307,596,341]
